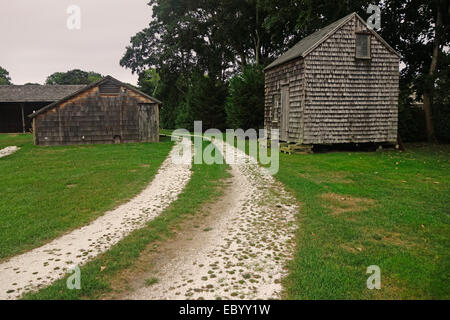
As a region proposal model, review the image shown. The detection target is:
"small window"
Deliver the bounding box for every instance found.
[356,33,370,59]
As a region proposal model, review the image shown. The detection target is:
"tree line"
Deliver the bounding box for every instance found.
[0,68,103,86]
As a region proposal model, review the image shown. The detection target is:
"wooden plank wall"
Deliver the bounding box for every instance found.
[34,85,159,146]
[303,16,399,144]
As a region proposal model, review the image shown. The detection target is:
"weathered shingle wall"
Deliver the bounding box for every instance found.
[264,59,305,142]
[264,15,399,145]
[34,85,159,146]
[302,16,399,144]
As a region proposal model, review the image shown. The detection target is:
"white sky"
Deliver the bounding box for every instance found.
[0,0,152,85]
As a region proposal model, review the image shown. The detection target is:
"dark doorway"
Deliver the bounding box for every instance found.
[0,102,51,133]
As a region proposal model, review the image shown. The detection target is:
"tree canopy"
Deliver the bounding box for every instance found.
[0,66,12,85]
[121,0,449,140]
[45,69,103,85]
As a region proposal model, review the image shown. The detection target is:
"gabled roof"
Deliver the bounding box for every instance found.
[0,84,86,103]
[264,12,400,71]
[29,76,162,118]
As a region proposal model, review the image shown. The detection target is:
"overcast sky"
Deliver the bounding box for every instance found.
[0,0,152,85]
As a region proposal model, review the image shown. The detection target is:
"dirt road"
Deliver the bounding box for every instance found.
[125,140,298,300]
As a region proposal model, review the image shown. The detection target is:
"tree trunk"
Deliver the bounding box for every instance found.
[423,0,444,142]
[239,52,247,70]
[255,35,261,65]
[255,1,261,65]
[422,91,435,141]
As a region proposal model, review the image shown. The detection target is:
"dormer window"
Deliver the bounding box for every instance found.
[356,32,371,59]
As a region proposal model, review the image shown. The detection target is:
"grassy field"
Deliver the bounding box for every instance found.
[0,133,173,260]
[23,139,229,299]
[275,144,450,299]
[3,132,448,299]
[0,133,32,149]
[159,133,450,299]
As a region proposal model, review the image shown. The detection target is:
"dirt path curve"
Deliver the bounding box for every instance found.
[0,146,20,158]
[126,139,298,300]
[0,139,193,300]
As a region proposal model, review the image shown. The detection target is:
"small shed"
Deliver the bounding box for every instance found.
[0,84,85,133]
[29,76,161,146]
[264,12,400,146]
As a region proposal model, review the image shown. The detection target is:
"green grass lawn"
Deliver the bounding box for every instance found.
[275,144,450,299]
[0,133,32,149]
[23,139,230,299]
[0,133,173,260]
[3,131,448,299]
[158,134,450,299]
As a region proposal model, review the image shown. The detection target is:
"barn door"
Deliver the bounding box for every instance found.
[138,104,156,142]
[280,85,290,141]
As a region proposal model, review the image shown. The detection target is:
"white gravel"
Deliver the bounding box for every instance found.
[127,139,298,300]
[0,138,193,300]
[0,146,20,158]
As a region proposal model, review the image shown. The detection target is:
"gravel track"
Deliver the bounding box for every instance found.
[0,146,20,158]
[126,139,298,300]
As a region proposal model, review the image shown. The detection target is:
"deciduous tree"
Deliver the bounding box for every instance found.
[0,66,12,85]
[45,69,103,85]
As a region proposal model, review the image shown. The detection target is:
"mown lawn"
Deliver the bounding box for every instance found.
[24,139,230,299]
[0,133,31,149]
[275,144,450,299]
[4,132,448,299]
[0,133,173,260]
[165,133,449,299]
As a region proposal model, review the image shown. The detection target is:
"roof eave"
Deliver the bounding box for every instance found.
[264,12,401,72]
[353,13,402,58]
[300,13,356,58]
[264,13,356,72]
[264,56,304,72]
[29,76,162,119]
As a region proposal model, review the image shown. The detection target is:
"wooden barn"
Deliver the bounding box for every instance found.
[0,84,85,133]
[264,12,400,149]
[29,76,161,146]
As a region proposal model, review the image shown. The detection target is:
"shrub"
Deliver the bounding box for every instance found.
[226,65,264,130]
[176,73,228,131]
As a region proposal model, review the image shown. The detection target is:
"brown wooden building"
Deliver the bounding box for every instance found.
[264,12,400,146]
[29,76,161,146]
[0,85,85,133]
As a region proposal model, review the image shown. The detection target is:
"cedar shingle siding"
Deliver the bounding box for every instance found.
[264,13,400,144]
[30,76,160,146]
